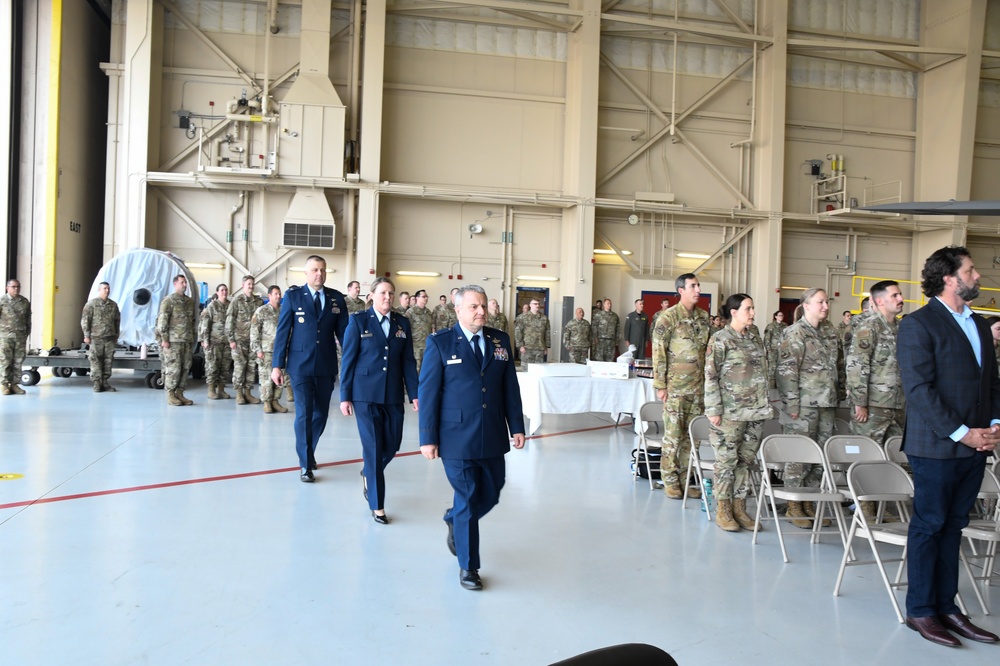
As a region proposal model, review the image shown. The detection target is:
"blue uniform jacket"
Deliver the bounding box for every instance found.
[340,308,419,404]
[898,297,1000,459]
[272,285,348,378]
[418,324,525,459]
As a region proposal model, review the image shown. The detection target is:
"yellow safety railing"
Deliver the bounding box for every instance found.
[850,275,1000,315]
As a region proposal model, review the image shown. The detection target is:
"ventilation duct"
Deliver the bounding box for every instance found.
[283,189,337,249]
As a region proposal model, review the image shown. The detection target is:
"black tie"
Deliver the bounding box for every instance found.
[313,291,321,318]
[472,334,484,366]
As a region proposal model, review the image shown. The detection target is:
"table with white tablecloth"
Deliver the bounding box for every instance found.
[517,373,657,436]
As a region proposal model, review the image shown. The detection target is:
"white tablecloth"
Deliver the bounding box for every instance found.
[518,374,657,435]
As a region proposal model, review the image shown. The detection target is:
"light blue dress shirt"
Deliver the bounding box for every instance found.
[458,324,486,358]
[307,285,325,313]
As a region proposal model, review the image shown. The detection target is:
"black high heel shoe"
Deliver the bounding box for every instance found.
[372,511,389,525]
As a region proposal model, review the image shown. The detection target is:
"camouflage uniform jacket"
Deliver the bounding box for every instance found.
[198,298,229,345]
[156,292,195,343]
[346,296,367,315]
[592,310,620,341]
[704,325,772,421]
[651,303,711,394]
[0,293,31,339]
[487,312,508,332]
[776,317,845,413]
[515,312,550,350]
[405,306,434,347]
[433,303,457,331]
[562,318,592,350]
[81,298,120,341]
[763,321,787,354]
[836,322,851,350]
[846,312,904,409]
[250,303,280,354]
[392,305,407,316]
[225,292,264,344]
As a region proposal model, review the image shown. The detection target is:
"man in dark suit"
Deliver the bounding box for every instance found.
[419,285,525,590]
[898,245,1000,646]
[340,277,419,524]
[271,255,348,482]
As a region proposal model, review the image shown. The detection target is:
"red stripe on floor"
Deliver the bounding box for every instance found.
[0,422,628,510]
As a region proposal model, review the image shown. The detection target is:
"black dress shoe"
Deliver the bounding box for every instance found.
[372,511,389,525]
[300,468,314,483]
[310,462,318,471]
[906,615,961,647]
[361,470,368,502]
[460,569,483,590]
[446,519,456,556]
[939,613,1000,643]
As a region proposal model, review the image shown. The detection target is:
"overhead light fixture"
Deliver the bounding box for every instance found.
[676,252,711,260]
[780,285,808,291]
[593,249,633,256]
[517,275,559,282]
[185,262,225,269]
[396,271,441,277]
[288,267,337,273]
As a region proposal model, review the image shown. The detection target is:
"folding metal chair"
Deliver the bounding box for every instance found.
[834,418,852,437]
[824,434,886,503]
[961,467,1000,614]
[884,435,907,467]
[632,401,664,490]
[753,434,848,563]
[683,414,714,517]
[833,461,914,623]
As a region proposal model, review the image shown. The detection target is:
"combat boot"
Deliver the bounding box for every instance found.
[687,483,702,499]
[803,501,831,527]
[263,400,275,414]
[271,400,288,414]
[786,501,812,529]
[663,482,683,500]
[9,383,25,395]
[861,501,878,522]
[102,383,116,392]
[167,389,184,406]
[207,382,220,400]
[236,388,248,405]
[1,384,12,396]
[733,498,760,531]
[93,382,104,393]
[245,389,261,405]
[177,389,193,406]
[216,382,232,399]
[285,383,294,402]
[716,499,740,532]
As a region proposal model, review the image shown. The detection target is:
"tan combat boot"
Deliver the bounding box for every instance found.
[236,388,248,405]
[271,400,288,414]
[716,499,740,532]
[207,382,220,400]
[663,483,684,500]
[245,389,261,405]
[861,501,878,522]
[167,389,183,406]
[733,498,760,531]
[9,383,25,395]
[177,389,193,406]
[1,384,12,396]
[803,501,831,527]
[217,382,232,399]
[687,483,702,500]
[102,383,116,392]
[263,400,274,414]
[93,382,104,393]
[786,501,812,529]
[285,383,294,402]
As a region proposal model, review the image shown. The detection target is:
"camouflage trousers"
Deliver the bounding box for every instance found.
[850,406,904,446]
[414,343,426,375]
[593,339,616,362]
[162,342,193,391]
[766,351,778,389]
[231,341,255,389]
[567,348,588,364]
[781,406,835,488]
[256,352,288,401]
[88,337,116,384]
[709,418,764,500]
[0,335,26,386]
[521,348,545,369]
[203,342,230,384]
[660,394,703,486]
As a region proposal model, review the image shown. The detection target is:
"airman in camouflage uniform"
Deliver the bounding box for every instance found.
[591,299,621,361]
[487,298,508,334]
[406,289,434,373]
[837,311,852,354]
[0,279,30,395]
[81,281,121,392]
[251,286,289,414]
[226,276,264,405]
[763,311,787,389]
[393,291,410,317]
[345,281,367,315]
[777,288,844,527]
[433,288,459,331]
[562,307,592,363]
[652,274,711,499]
[157,274,196,406]
[515,299,550,368]
[199,284,232,400]
[704,294,773,531]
